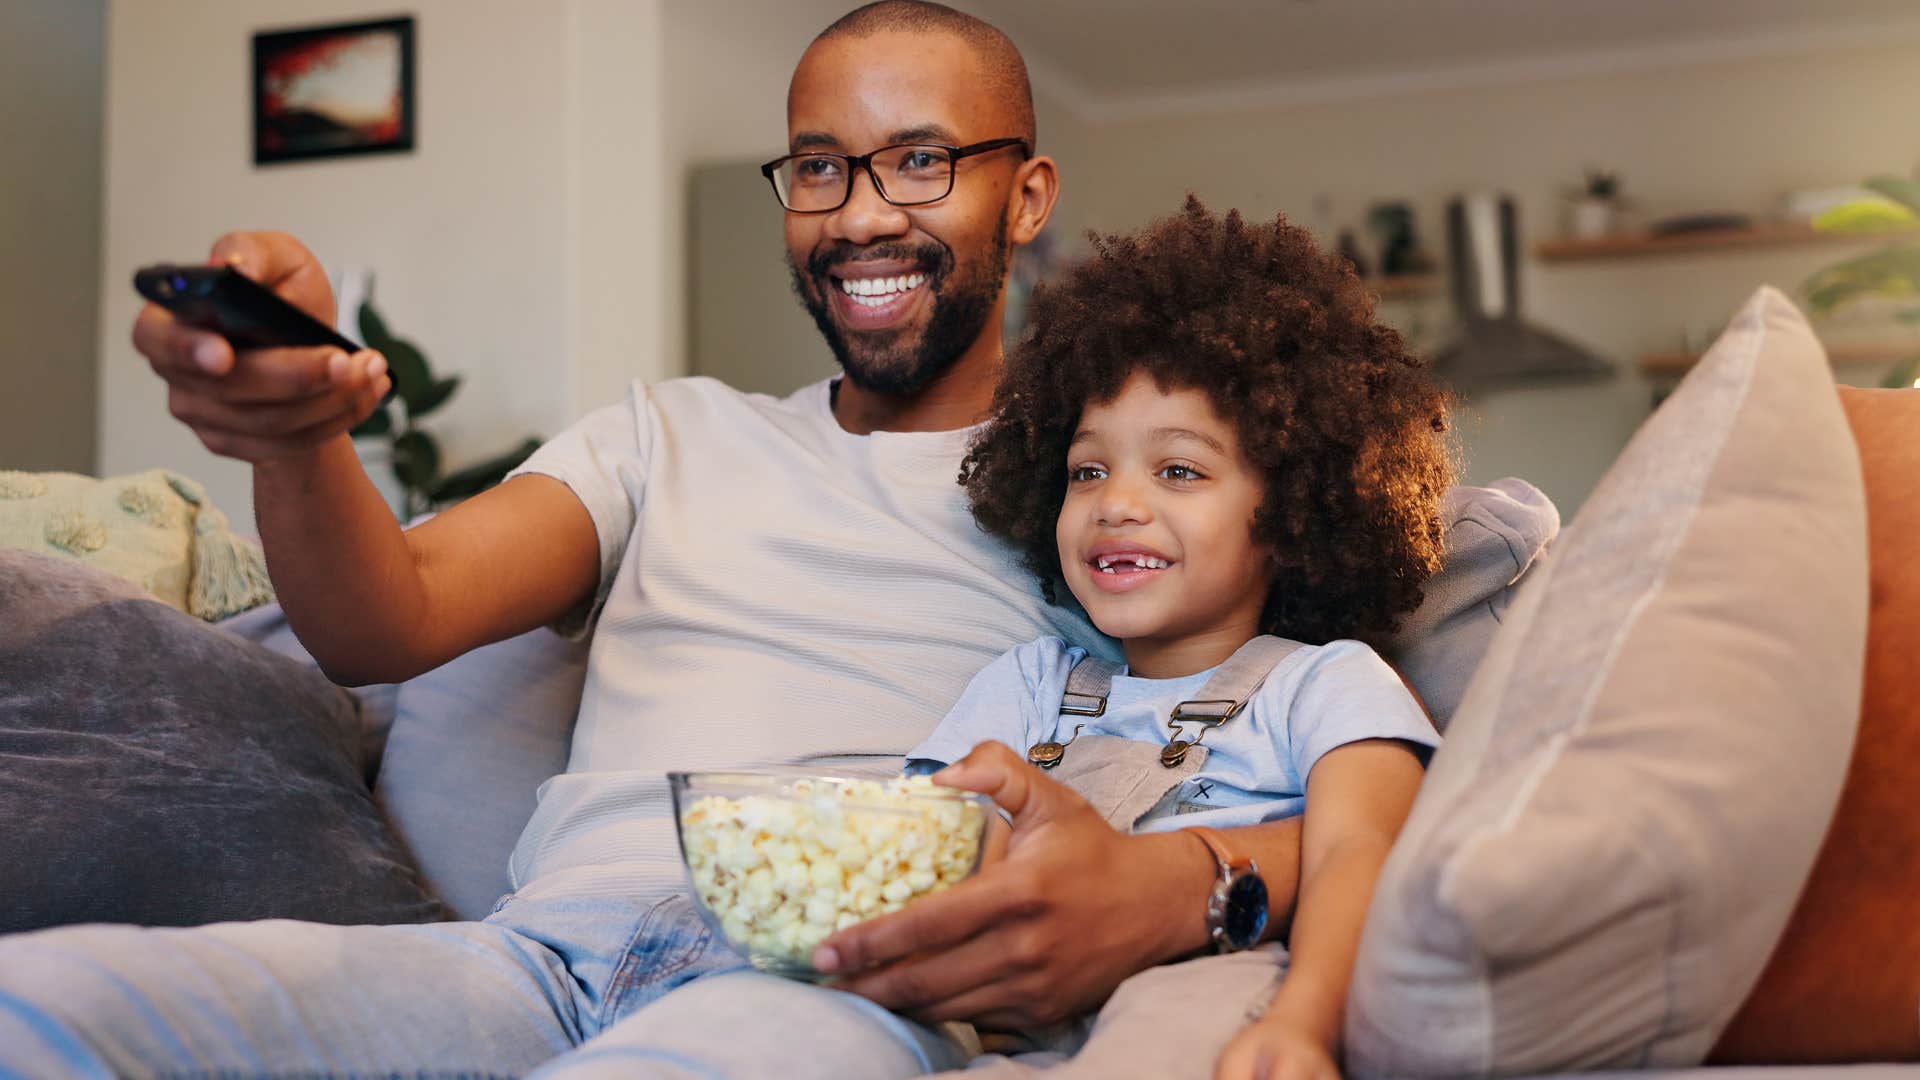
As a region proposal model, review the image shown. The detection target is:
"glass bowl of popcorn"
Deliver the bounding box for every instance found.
[669,769,993,979]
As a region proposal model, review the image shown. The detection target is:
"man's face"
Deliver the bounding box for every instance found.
[784,31,1024,396]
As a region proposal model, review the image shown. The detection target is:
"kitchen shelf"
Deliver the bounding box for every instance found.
[1639,339,1920,375]
[1364,273,1441,299]
[1536,221,1916,263]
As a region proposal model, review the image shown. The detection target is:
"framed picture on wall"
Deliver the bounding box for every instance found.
[253,16,415,165]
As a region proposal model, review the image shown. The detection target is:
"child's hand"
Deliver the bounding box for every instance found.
[1213,1015,1341,1080]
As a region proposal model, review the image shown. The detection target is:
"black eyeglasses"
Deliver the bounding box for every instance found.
[760,137,1030,213]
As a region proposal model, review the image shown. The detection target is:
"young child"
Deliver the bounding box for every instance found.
[905,197,1456,1078]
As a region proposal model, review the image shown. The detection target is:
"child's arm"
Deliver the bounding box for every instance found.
[1214,738,1426,1080]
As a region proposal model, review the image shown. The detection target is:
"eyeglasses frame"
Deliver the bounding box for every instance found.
[759,137,1032,214]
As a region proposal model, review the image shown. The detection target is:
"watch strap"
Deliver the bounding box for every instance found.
[1188,825,1252,878]
[1189,825,1266,953]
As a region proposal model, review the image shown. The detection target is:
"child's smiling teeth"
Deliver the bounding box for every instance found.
[1095,553,1171,574]
[838,273,927,307]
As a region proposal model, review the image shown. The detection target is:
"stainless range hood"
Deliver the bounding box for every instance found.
[1432,192,1613,385]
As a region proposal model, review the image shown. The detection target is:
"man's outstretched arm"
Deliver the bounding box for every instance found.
[135,231,600,686]
[255,451,597,685]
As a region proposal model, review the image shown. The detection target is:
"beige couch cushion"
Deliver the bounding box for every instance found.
[1345,286,1869,1076]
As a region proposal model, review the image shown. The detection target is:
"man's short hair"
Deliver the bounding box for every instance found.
[813,1,1037,148]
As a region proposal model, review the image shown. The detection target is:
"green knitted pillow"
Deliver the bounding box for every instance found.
[0,469,273,620]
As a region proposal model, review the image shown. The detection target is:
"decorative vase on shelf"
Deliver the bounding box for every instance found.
[1565,168,1624,240]
[1569,197,1617,239]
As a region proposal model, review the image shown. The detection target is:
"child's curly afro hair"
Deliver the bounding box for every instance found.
[960,196,1457,646]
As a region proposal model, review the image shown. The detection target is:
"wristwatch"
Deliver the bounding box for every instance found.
[1188,826,1268,953]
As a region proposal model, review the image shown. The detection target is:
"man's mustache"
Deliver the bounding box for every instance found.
[807,241,951,283]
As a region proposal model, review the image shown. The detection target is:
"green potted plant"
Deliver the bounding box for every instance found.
[349,299,540,518]
[1803,176,1920,389]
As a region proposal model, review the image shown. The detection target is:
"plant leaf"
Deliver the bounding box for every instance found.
[428,437,543,503]
[1882,354,1920,390]
[1865,176,1920,216]
[358,301,395,351]
[391,429,442,493]
[382,338,434,412]
[410,376,461,419]
[1812,197,1919,234]
[1800,245,1920,314]
[350,404,393,437]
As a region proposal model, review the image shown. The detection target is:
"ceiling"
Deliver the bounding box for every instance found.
[957,0,1920,121]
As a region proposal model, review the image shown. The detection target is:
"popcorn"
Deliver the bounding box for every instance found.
[678,775,987,971]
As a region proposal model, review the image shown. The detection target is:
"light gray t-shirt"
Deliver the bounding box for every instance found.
[907,636,1440,832]
[503,376,1112,902]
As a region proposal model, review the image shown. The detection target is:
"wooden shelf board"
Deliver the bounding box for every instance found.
[1639,340,1920,374]
[1537,221,1916,263]
[1364,273,1441,298]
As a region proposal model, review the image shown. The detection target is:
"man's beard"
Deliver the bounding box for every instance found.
[789,217,1010,397]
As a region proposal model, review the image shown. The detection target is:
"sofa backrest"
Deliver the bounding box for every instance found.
[230,480,1557,922]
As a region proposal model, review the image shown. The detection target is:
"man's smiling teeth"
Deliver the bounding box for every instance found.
[839,273,927,307]
[1095,554,1170,574]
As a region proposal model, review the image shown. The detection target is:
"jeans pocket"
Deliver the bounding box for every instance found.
[602,894,741,1024]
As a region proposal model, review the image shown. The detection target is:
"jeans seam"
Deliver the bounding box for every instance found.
[600,903,663,1027]
[599,898,715,1027]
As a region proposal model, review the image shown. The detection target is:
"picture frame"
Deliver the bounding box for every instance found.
[253,16,415,166]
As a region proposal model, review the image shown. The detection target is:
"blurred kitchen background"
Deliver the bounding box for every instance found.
[6,0,1918,525]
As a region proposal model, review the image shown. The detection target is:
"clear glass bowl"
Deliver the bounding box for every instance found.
[669,769,992,979]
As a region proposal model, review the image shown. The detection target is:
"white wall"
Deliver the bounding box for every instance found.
[3,0,104,475]
[572,0,673,415]
[98,0,675,525]
[1066,42,1920,514]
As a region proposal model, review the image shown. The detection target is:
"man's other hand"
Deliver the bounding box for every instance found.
[133,231,390,464]
[811,741,1205,1030]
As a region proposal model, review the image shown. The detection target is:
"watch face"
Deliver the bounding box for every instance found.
[1224,872,1269,950]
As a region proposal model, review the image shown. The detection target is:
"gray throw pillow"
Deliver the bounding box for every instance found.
[1385,477,1558,732]
[0,549,445,930]
[219,600,399,782]
[1346,286,1869,1075]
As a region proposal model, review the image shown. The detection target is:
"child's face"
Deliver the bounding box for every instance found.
[1056,371,1274,653]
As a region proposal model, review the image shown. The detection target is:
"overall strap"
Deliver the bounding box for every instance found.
[1171,636,1304,724]
[1029,652,1123,769]
[1160,635,1304,768]
[1060,654,1122,717]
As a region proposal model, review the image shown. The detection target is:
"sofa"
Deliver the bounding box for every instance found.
[1,286,1913,1078]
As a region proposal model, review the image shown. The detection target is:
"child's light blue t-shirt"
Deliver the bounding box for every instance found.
[906,636,1440,833]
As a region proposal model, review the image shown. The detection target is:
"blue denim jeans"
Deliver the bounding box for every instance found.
[0,871,970,1079]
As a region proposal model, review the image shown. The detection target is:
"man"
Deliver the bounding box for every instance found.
[0,4,1304,1076]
